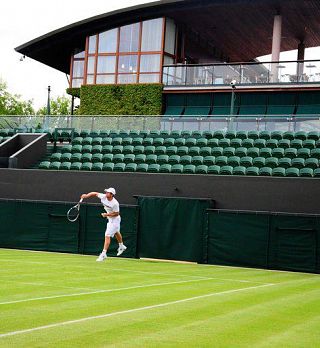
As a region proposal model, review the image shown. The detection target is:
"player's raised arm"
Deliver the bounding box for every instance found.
[81,192,100,200]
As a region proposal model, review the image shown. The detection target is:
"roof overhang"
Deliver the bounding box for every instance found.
[15,0,320,74]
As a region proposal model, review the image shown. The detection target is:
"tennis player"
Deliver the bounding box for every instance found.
[80,187,127,261]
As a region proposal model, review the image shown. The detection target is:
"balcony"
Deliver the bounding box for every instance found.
[162,60,320,89]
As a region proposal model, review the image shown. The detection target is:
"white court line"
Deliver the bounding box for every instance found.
[0,277,231,306]
[0,283,274,339]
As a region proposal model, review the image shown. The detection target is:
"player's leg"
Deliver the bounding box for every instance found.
[115,231,127,256]
[96,223,113,261]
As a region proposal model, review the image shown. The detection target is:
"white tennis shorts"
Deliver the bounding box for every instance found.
[105,219,121,237]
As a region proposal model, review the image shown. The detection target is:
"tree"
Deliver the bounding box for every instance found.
[0,80,35,115]
[37,96,71,115]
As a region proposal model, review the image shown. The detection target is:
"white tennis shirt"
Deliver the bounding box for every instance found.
[97,193,120,222]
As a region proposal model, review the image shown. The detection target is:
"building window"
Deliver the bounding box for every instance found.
[139,74,160,83]
[141,18,163,52]
[140,54,161,73]
[165,18,176,55]
[118,74,137,84]
[118,55,138,73]
[87,57,95,75]
[119,23,140,53]
[98,29,118,53]
[88,35,97,54]
[96,75,115,84]
[97,56,117,74]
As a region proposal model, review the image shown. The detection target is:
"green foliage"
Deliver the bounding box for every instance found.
[0,79,35,115]
[37,96,71,115]
[78,84,163,115]
[66,88,80,98]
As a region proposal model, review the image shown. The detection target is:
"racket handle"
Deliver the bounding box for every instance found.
[79,198,83,203]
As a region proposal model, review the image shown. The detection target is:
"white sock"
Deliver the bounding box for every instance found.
[119,243,124,248]
[102,250,107,255]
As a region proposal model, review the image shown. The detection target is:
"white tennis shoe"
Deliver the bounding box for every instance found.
[117,245,127,256]
[96,253,107,262]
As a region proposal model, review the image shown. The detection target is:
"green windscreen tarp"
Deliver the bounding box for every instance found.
[137,196,213,263]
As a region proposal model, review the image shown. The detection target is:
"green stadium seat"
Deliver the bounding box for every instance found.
[51,152,62,161]
[189,147,200,156]
[92,153,103,163]
[113,154,125,163]
[146,154,157,164]
[149,130,160,138]
[259,131,271,140]
[153,138,164,146]
[208,139,219,147]
[300,168,313,177]
[272,167,286,177]
[278,157,292,169]
[284,148,297,159]
[246,166,259,176]
[295,131,308,141]
[140,130,150,138]
[92,145,102,154]
[90,130,101,137]
[265,157,279,169]
[248,131,259,140]
[271,131,283,140]
[266,139,278,149]
[225,131,236,139]
[203,156,215,166]
[196,165,208,174]
[192,131,203,139]
[81,162,92,171]
[132,137,143,146]
[216,156,228,166]
[240,156,253,167]
[220,166,233,175]
[160,130,170,138]
[181,130,192,138]
[184,165,196,174]
[290,139,303,149]
[134,146,144,155]
[259,167,272,176]
[92,137,102,146]
[109,130,120,138]
[228,156,240,167]
[213,130,225,139]
[81,153,92,163]
[307,131,320,141]
[230,138,242,148]
[218,138,230,148]
[61,145,72,153]
[247,147,259,158]
[242,139,254,148]
[253,157,266,168]
[61,153,72,162]
[313,168,320,177]
[71,162,81,170]
[119,130,130,138]
[272,148,284,159]
[169,155,180,165]
[192,156,203,166]
[200,147,212,156]
[144,146,156,155]
[148,164,160,173]
[236,131,248,140]
[208,165,220,175]
[196,138,208,147]
[170,130,181,138]
[134,154,146,164]
[291,158,305,169]
[100,130,110,137]
[112,145,123,154]
[155,146,166,155]
[285,168,299,177]
[113,137,123,145]
[297,148,310,159]
[82,137,93,145]
[60,162,71,170]
[203,130,214,139]
[174,138,185,146]
[177,146,189,156]
[185,138,197,147]
[223,147,235,157]
[159,164,172,173]
[166,146,178,156]
[303,140,315,149]
[233,166,246,176]
[82,145,92,153]
[171,164,184,173]
[102,137,112,146]
[39,161,50,169]
[125,163,137,172]
[103,162,114,172]
[259,148,272,158]
[114,163,126,172]
[124,154,135,164]
[278,139,290,149]
[305,158,318,169]
[179,155,191,165]
[254,139,266,148]
[122,137,133,146]
[122,145,134,154]
[235,147,247,157]
[164,138,175,147]
[157,155,169,164]
[72,137,83,145]
[283,131,295,140]
[80,130,90,138]
[71,153,82,163]
[311,148,320,159]
[212,147,223,157]
[136,163,148,172]
[102,154,113,163]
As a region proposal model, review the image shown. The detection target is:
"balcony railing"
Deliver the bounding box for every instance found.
[162,60,320,87]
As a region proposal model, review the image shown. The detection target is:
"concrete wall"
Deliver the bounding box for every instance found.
[0,169,319,214]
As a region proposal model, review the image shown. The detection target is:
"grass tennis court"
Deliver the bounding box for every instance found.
[0,249,319,347]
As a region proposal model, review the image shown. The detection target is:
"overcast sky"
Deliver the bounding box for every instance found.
[0,0,319,109]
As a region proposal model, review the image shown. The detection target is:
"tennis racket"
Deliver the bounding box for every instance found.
[67,198,83,222]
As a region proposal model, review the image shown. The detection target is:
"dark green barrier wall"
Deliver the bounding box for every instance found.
[137,197,213,263]
[0,199,138,257]
[207,211,320,273]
